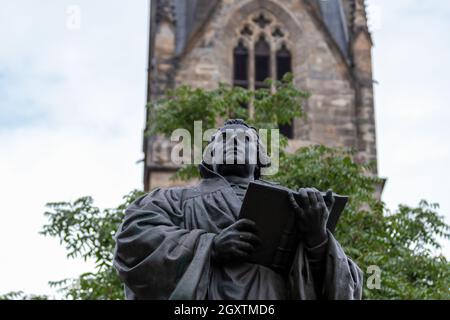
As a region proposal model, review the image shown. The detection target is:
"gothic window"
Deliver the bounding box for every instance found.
[254,35,271,89]
[232,12,294,138]
[233,40,249,89]
[276,44,293,138]
[276,44,292,80]
[253,13,272,28]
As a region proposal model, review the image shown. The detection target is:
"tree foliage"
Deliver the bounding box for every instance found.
[151,74,306,181]
[274,146,450,299]
[4,74,448,299]
[0,291,49,300]
[39,190,145,300]
[149,74,307,138]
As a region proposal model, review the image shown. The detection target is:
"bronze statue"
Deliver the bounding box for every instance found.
[113,119,363,300]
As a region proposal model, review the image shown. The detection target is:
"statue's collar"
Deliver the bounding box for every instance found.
[224,175,254,187]
[199,163,220,180]
[199,164,253,183]
[197,164,252,194]
[194,164,277,201]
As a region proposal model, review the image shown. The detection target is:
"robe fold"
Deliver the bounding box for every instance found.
[113,166,363,300]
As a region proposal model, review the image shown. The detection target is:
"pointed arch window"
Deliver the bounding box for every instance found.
[276,44,292,80]
[232,13,295,139]
[276,44,293,138]
[233,40,249,89]
[254,35,271,89]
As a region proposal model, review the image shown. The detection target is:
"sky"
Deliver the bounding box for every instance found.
[0,0,449,296]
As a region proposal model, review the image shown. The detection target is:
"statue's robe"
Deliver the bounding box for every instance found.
[113,165,363,300]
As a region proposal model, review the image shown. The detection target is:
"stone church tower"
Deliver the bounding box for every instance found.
[143,0,378,192]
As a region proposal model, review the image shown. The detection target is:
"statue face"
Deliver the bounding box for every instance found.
[210,124,258,178]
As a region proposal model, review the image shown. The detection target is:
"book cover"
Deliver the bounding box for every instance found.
[238,181,348,272]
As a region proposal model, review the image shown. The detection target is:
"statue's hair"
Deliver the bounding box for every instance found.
[223,119,251,128]
[209,119,256,142]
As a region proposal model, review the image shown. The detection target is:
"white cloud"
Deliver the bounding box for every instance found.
[0,0,149,295]
[368,0,450,257]
[0,126,143,295]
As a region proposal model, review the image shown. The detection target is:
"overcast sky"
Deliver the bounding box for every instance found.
[0,0,449,296]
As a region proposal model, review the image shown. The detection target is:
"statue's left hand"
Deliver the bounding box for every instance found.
[289,188,332,248]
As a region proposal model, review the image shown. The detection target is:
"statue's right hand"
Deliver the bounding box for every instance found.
[211,219,261,265]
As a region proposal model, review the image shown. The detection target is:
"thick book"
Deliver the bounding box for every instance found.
[238,181,348,273]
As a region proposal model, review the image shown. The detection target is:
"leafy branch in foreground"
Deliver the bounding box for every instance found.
[39,190,145,299]
[273,145,450,299]
[149,73,308,138]
[0,291,49,300]
[149,73,307,182]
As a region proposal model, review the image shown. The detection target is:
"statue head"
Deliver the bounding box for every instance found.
[203,119,271,179]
